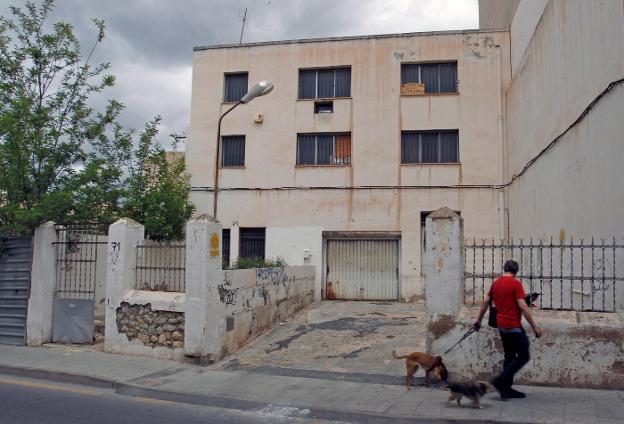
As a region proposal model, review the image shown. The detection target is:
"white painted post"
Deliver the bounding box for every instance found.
[184,214,224,364]
[229,224,239,268]
[26,222,57,346]
[424,207,464,319]
[104,218,144,353]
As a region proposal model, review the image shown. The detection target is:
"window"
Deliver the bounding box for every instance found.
[298,67,351,99]
[401,130,459,164]
[240,228,265,260]
[401,62,457,93]
[221,135,245,167]
[297,133,351,166]
[314,101,333,113]
[224,72,248,102]
[222,229,230,268]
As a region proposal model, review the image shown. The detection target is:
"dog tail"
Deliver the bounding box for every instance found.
[392,349,408,359]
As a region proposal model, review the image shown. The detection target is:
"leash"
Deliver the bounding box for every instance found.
[443,327,476,355]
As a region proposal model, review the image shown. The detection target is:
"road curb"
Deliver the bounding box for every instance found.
[0,363,530,424]
[0,365,114,389]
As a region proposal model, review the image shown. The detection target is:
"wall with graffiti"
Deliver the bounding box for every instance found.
[218,266,315,355]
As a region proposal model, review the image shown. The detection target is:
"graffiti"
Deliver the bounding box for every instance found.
[256,267,289,286]
[218,284,237,305]
[110,241,121,265]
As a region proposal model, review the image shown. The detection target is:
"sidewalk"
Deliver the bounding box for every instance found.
[0,344,622,424]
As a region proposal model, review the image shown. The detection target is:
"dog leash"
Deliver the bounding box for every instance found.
[443,327,476,355]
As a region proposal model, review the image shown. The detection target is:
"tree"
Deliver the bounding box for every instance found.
[0,0,194,239]
[124,119,194,241]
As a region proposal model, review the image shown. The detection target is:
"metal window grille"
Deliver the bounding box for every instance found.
[239,228,265,260]
[297,133,351,165]
[221,135,245,167]
[463,238,624,312]
[401,62,458,93]
[54,224,108,300]
[401,130,459,163]
[224,72,248,102]
[135,242,186,292]
[298,67,351,99]
[222,229,231,268]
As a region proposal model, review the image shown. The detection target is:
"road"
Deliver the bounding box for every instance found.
[0,375,343,424]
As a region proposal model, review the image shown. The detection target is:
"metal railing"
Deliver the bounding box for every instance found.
[135,242,186,292]
[463,238,623,312]
[54,224,108,300]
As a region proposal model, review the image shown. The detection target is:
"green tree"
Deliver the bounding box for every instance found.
[124,119,194,241]
[0,0,194,239]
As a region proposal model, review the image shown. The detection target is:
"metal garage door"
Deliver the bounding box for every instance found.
[325,239,399,300]
[0,236,32,345]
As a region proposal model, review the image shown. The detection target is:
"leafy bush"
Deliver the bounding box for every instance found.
[232,256,288,270]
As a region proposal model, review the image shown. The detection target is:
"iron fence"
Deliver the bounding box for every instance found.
[463,238,623,312]
[135,242,185,292]
[54,224,108,300]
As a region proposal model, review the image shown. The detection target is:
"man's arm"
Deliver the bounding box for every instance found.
[517,298,542,338]
[472,292,490,330]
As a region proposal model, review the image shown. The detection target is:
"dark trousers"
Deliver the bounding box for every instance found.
[495,329,530,390]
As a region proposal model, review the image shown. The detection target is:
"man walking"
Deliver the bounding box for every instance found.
[473,260,542,399]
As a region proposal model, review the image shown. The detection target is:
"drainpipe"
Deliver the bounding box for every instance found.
[495,45,507,241]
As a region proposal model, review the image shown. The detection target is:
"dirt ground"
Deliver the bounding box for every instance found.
[214,301,430,386]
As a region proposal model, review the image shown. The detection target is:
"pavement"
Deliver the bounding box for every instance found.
[0,301,622,423]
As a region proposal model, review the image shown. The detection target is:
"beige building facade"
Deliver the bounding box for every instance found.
[187,29,511,302]
[187,0,622,302]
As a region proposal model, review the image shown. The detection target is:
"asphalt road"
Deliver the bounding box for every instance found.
[0,375,343,424]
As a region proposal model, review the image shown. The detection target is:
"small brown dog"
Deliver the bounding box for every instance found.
[446,381,492,408]
[392,350,448,389]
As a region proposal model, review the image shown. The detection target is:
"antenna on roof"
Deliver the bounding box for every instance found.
[239,8,247,44]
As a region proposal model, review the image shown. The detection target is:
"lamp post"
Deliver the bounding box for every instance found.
[213,80,274,219]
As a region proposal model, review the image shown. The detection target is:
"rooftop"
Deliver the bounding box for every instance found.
[193,28,507,51]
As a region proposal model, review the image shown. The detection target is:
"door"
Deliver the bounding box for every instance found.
[0,236,32,345]
[325,239,399,300]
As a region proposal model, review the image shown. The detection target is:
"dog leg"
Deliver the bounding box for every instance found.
[456,395,462,406]
[424,369,430,387]
[406,363,418,390]
[474,398,484,409]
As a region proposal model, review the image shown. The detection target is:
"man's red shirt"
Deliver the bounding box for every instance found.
[491,275,526,328]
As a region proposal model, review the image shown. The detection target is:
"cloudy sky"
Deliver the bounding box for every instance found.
[2,0,478,149]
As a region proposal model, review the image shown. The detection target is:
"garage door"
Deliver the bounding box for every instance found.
[325,239,399,300]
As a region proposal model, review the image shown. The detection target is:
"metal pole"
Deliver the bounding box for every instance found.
[213,101,242,219]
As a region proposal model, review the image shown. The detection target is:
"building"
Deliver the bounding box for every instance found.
[186,0,623,302]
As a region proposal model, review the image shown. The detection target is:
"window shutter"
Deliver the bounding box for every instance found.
[298,70,316,99]
[335,68,351,97]
[438,63,458,93]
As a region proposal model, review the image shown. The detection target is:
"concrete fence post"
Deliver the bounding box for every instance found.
[26,221,57,346]
[424,207,464,319]
[184,214,224,364]
[104,218,144,353]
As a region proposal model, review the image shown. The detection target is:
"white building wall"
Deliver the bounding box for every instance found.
[509,0,548,75]
[504,0,624,239]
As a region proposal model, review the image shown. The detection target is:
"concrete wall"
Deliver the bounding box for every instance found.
[221,266,315,355]
[265,226,322,301]
[504,0,624,239]
[429,307,624,389]
[508,0,548,75]
[188,29,511,301]
[478,0,520,30]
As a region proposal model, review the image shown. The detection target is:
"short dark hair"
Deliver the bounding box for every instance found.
[504,260,519,275]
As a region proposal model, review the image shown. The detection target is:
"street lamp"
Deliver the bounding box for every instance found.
[213,80,274,219]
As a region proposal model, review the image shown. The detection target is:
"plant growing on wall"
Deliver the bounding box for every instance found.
[233,257,288,270]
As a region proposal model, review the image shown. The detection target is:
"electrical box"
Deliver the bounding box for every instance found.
[253,114,264,124]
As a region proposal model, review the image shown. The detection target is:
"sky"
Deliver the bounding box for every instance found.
[1,0,478,149]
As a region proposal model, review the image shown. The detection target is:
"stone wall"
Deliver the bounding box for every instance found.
[116,302,184,349]
[427,307,624,389]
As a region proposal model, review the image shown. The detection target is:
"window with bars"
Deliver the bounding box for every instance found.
[224,72,248,102]
[239,228,265,260]
[297,133,351,166]
[401,130,459,163]
[222,229,230,268]
[401,62,457,94]
[298,67,351,99]
[221,135,245,167]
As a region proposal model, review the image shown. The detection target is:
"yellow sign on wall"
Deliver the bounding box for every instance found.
[210,233,220,257]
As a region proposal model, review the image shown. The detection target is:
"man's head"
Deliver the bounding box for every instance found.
[504,260,519,276]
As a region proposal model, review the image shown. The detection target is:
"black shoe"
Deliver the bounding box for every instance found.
[491,378,508,396]
[502,388,526,399]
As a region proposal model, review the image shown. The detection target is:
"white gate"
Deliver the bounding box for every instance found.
[325,239,399,300]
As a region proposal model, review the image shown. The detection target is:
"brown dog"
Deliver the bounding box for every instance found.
[392,350,449,389]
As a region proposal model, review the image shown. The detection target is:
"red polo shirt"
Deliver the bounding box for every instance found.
[491,275,526,328]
